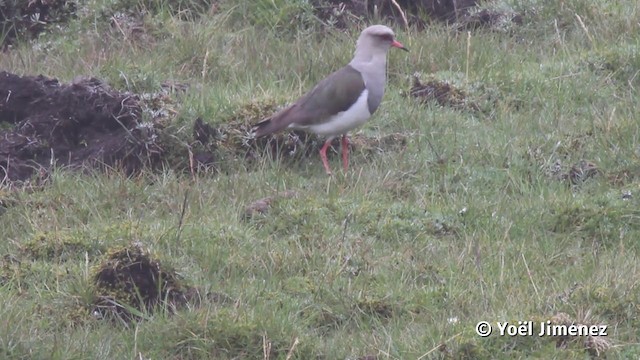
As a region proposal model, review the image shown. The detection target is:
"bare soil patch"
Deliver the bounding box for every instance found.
[0,71,162,182]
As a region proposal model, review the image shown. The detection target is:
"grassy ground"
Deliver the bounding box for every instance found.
[1,0,640,358]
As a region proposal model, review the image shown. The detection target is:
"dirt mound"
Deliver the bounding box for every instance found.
[93,244,190,321]
[92,243,232,322]
[410,75,474,111]
[409,73,504,114]
[0,71,163,182]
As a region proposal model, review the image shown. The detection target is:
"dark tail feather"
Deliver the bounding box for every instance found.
[252,118,276,138]
[252,106,296,137]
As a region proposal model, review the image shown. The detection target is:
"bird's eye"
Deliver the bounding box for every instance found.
[376,33,394,43]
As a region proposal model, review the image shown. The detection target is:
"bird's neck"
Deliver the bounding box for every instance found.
[352,47,387,62]
[349,51,387,74]
[349,51,388,116]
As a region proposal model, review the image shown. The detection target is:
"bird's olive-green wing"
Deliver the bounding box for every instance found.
[292,65,366,126]
[252,65,365,137]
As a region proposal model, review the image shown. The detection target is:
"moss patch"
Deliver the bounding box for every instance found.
[22,231,103,262]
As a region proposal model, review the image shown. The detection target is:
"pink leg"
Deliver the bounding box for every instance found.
[341,134,350,172]
[319,140,333,175]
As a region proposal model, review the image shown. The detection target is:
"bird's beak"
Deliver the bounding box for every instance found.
[392,40,409,52]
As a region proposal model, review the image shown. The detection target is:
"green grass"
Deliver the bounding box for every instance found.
[1,0,640,358]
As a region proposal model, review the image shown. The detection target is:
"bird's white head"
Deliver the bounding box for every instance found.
[354,24,408,61]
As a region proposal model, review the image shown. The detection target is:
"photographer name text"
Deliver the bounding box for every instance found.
[475,321,607,337]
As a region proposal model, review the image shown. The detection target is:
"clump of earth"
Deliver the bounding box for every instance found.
[0,71,164,182]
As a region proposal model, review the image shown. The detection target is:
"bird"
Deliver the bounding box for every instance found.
[252,24,408,175]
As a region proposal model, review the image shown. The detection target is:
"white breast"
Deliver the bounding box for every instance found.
[291,89,371,138]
